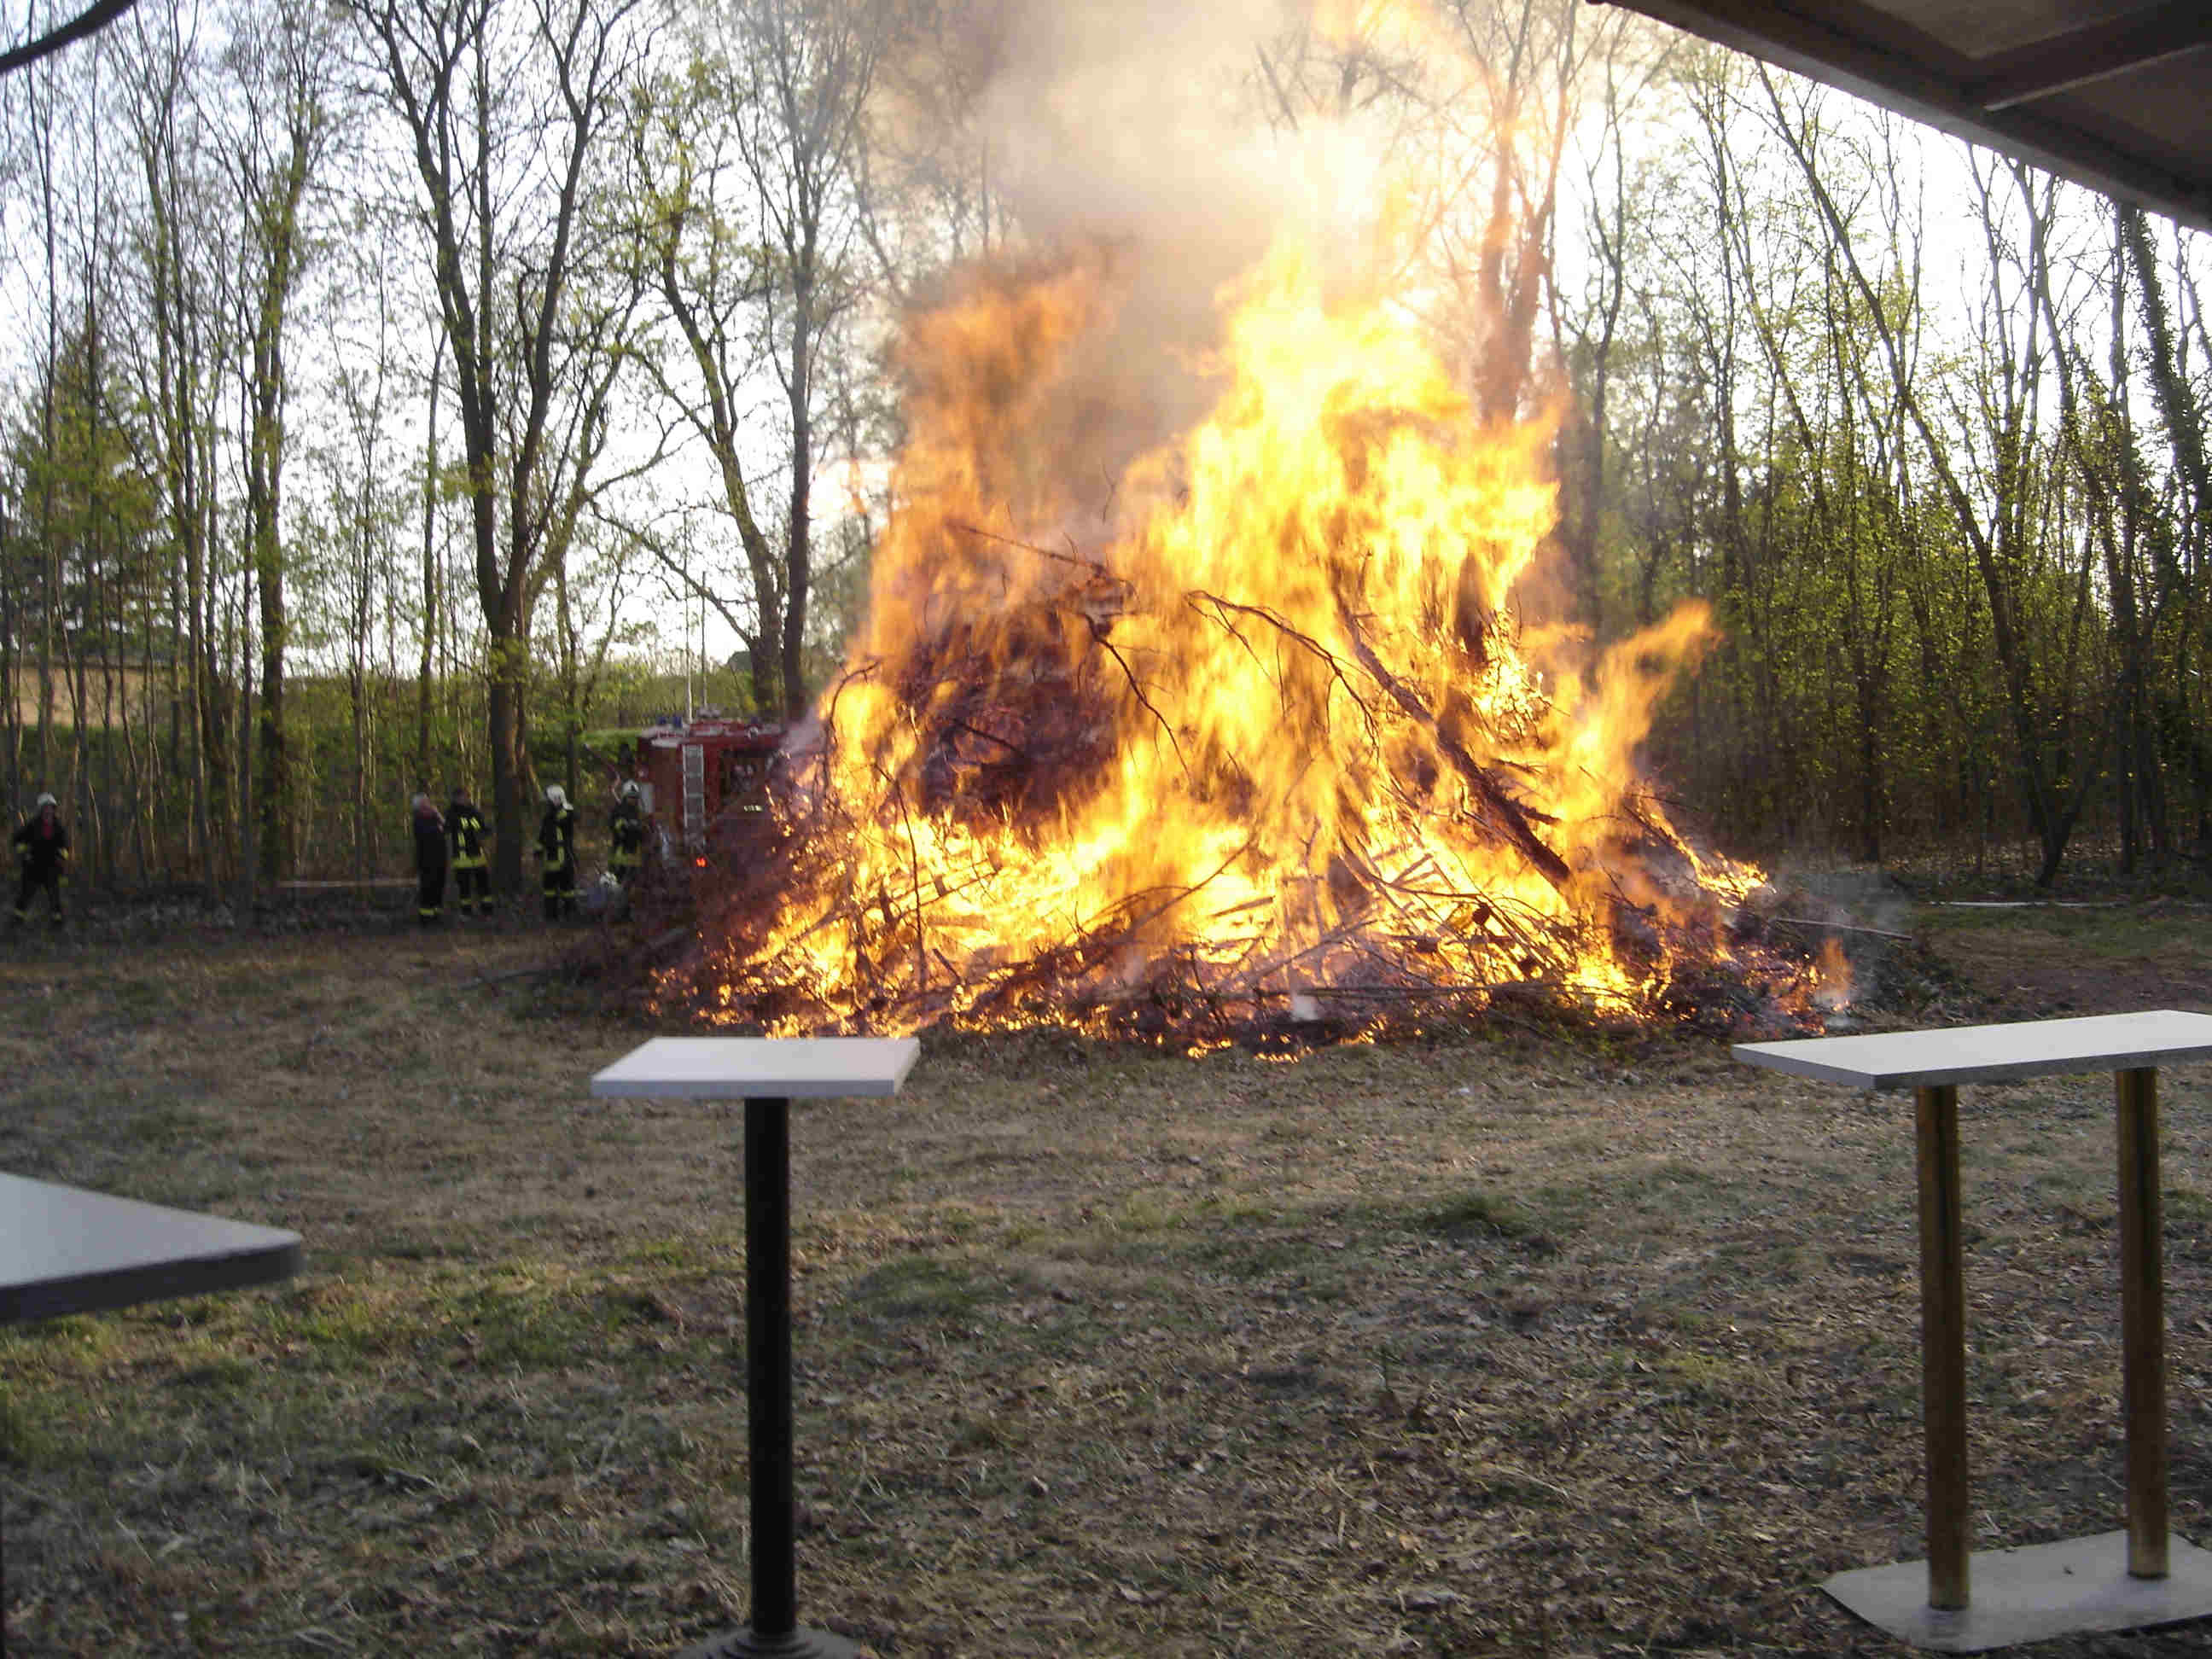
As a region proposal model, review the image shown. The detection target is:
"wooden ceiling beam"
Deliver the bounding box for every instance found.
[1970,3,2212,110]
[1598,0,2212,235]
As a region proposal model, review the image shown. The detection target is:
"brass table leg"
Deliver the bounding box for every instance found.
[2116,1066,2168,1580]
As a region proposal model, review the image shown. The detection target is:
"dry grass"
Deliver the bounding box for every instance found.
[4,904,2212,1656]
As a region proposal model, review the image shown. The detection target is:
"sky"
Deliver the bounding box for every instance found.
[0,0,2199,701]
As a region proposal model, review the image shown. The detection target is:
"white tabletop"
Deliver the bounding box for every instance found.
[0,1173,303,1324]
[1734,1009,2212,1091]
[591,1036,921,1099]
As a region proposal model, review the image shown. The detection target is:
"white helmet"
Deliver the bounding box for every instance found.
[620,780,640,800]
[545,784,566,808]
[35,792,55,809]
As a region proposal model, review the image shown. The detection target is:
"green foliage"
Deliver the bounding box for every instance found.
[8,11,2209,896]
[1570,92,2204,881]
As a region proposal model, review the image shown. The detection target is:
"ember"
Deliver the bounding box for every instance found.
[653,237,1834,1047]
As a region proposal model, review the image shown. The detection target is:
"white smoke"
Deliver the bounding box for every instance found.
[960,0,1403,486]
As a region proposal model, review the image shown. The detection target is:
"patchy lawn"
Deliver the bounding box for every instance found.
[3,887,2211,1656]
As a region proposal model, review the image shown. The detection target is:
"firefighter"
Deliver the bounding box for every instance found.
[410,793,447,925]
[535,783,577,920]
[448,788,490,917]
[608,779,645,887]
[10,792,68,928]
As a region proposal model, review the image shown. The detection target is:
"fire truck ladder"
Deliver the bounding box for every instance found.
[681,742,707,854]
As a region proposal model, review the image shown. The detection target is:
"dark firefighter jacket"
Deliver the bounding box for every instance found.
[538,804,577,869]
[11,813,67,876]
[448,801,488,869]
[609,800,644,870]
[413,802,448,875]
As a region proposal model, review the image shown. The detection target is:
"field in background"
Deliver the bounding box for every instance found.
[3,888,2212,1655]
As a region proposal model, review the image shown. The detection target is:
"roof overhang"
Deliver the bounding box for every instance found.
[0,0,137,76]
[1597,0,2212,235]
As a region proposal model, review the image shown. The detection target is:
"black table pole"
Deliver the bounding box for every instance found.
[679,1096,857,1659]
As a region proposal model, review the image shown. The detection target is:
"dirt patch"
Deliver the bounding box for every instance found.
[1919,899,2212,1022]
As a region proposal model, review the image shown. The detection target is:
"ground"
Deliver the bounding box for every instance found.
[4,869,2212,1656]
[1925,901,2212,1022]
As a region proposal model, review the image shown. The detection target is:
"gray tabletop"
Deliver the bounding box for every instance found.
[0,1172,303,1324]
[1733,1008,2212,1091]
[591,1036,921,1099]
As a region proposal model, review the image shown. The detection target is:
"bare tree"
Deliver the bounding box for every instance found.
[643,0,890,721]
[1557,17,1679,636]
[218,0,340,886]
[1763,67,2104,884]
[114,0,235,878]
[348,0,649,889]
[852,0,1006,290]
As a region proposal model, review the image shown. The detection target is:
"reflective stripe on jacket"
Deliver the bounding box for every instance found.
[449,806,488,868]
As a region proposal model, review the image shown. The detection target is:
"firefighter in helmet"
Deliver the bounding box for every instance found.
[448,787,490,917]
[11,791,68,928]
[535,783,578,920]
[608,779,645,888]
[410,793,447,925]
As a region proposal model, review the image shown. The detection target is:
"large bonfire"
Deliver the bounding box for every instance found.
[650,226,1828,1045]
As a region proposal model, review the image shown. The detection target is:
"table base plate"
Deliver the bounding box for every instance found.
[675,1627,860,1659]
[1824,1530,2212,1651]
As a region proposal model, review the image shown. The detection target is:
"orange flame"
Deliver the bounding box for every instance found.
[670,233,1773,1040]
[1814,936,1854,1011]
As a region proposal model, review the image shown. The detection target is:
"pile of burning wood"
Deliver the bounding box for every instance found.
[650,536,1831,1048]
[641,247,1837,1047]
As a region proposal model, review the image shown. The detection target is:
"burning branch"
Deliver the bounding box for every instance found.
[1332,605,1574,893]
[1187,590,1382,736]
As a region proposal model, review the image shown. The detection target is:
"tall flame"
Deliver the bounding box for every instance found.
[667,235,1769,1041]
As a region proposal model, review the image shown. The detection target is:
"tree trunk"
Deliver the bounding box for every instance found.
[783,268,813,719]
[418,344,441,789]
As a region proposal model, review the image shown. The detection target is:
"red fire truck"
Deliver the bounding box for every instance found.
[633,714,786,859]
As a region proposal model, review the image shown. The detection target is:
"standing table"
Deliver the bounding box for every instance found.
[0,1171,301,1325]
[592,1037,919,1659]
[1735,1009,2212,1651]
